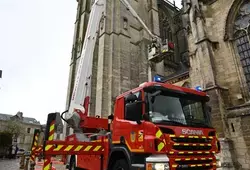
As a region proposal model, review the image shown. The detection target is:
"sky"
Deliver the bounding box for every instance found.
[0,0,182,124]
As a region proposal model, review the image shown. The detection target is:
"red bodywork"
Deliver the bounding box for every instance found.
[44,82,220,170]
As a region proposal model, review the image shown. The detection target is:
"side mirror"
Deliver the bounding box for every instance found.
[125,92,138,103]
[125,101,143,124]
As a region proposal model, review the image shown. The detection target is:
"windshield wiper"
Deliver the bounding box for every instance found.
[186,118,210,128]
[155,119,186,126]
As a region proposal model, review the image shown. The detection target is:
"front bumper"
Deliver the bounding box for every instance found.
[143,154,219,170]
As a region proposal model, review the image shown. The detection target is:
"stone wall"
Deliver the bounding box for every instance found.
[183,0,250,168]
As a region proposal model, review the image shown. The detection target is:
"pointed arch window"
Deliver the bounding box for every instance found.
[233,2,250,89]
[158,9,173,43]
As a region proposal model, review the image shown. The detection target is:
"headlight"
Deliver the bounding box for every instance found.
[146,162,169,170]
[146,154,169,170]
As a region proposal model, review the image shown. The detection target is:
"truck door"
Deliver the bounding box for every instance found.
[113,91,145,152]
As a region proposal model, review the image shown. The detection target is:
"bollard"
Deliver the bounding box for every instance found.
[29,161,36,170]
[24,156,29,170]
[19,153,25,169]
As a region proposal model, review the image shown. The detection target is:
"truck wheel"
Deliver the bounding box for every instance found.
[111,159,129,170]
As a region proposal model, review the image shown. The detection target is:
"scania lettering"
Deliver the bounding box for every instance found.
[182,129,204,135]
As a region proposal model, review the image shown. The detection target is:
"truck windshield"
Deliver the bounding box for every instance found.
[148,93,212,128]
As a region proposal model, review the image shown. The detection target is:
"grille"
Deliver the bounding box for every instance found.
[176,167,212,170]
[173,145,212,151]
[171,137,212,143]
[176,160,212,165]
[173,157,214,170]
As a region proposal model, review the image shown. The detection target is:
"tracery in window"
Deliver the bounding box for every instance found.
[233,2,250,90]
[158,9,173,43]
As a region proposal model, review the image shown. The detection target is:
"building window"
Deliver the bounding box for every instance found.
[233,2,250,90]
[27,128,31,133]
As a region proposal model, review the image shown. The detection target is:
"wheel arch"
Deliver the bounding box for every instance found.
[107,145,131,169]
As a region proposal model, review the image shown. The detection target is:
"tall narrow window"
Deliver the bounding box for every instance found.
[233,2,250,90]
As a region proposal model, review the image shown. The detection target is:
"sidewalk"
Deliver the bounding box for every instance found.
[34,158,66,170]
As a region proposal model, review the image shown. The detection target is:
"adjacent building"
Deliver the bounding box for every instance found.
[0,112,41,151]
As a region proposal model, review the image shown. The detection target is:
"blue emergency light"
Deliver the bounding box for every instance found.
[195,86,203,91]
[153,75,162,82]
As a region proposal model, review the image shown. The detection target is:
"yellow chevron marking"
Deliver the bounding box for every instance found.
[45,145,52,151]
[84,146,92,151]
[188,136,194,138]
[93,146,102,151]
[43,159,50,170]
[205,151,210,154]
[43,164,50,170]
[202,136,206,138]
[209,158,213,160]
[213,163,216,166]
[194,158,198,160]
[179,152,184,154]
[169,151,174,154]
[169,135,175,137]
[212,151,215,153]
[193,144,197,146]
[188,152,193,154]
[54,145,64,151]
[172,165,177,168]
[194,136,199,138]
[156,130,162,138]
[190,165,196,167]
[34,142,37,146]
[64,145,74,151]
[208,144,212,146]
[201,158,206,160]
[158,142,164,151]
[175,159,181,161]
[184,143,189,146]
[206,164,210,166]
[48,135,54,141]
[197,164,202,167]
[209,136,213,139]
[179,135,185,138]
[49,124,55,132]
[200,144,204,146]
[197,151,202,154]
[185,158,190,160]
[74,145,83,151]
[174,143,180,146]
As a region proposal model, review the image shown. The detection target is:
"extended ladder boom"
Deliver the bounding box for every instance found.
[65,0,162,130]
[65,0,105,129]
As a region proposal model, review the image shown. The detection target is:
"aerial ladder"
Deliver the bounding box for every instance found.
[64,0,164,130]
[40,0,221,170]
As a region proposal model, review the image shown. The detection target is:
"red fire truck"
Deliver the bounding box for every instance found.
[43,81,221,170]
[40,0,221,169]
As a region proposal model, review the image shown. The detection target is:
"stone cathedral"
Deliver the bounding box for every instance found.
[64,0,250,169]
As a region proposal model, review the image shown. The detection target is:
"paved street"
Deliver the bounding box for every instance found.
[0,158,66,170]
[0,158,19,170]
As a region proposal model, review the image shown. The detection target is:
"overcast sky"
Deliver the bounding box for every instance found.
[0,0,182,124]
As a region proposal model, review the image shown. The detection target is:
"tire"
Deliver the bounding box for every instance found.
[111,159,129,170]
